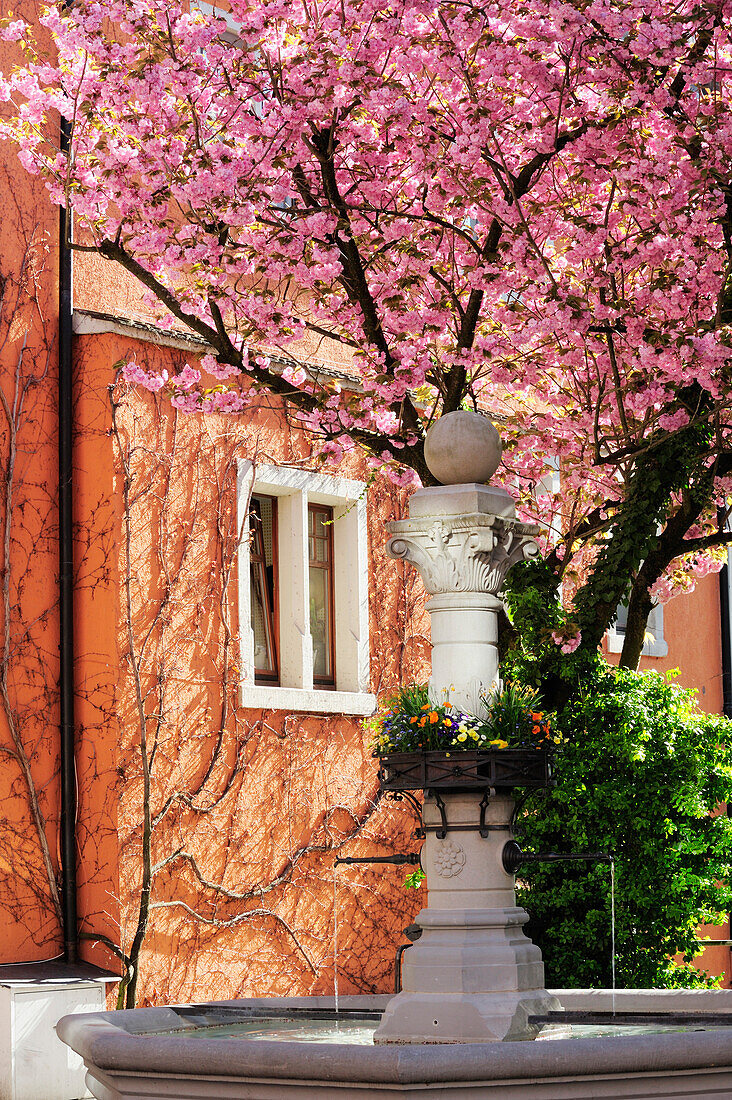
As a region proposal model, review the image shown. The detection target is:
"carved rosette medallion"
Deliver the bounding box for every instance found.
[386,513,539,597]
[433,839,467,878]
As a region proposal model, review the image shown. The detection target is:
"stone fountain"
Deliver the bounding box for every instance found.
[375,409,558,1044]
[56,411,732,1099]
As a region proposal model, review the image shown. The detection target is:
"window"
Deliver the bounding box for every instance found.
[237,462,376,715]
[533,456,561,546]
[607,600,668,658]
[308,504,335,687]
[249,495,278,683]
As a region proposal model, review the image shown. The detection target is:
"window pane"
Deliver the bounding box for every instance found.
[615,603,628,633]
[309,566,332,681]
[312,509,329,538]
[250,495,278,680]
[251,562,274,671]
[308,503,334,685]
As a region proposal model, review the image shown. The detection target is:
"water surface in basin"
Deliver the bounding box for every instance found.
[149,1017,728,1045]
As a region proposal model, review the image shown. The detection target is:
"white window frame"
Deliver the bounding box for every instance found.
[237,462,376,715]
[534,456,562,547]
[607,601,668,658]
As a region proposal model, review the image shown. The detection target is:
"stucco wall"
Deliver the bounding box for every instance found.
[71,332,428,1005]
[0,15,66,963]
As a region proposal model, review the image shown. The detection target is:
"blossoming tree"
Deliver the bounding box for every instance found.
[3,0,732,670]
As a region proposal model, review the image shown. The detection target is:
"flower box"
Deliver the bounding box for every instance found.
[377,748,553,793]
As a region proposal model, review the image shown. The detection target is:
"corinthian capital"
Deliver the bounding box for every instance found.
[386,513,539,597]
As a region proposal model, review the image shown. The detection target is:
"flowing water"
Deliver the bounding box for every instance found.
[333,866,339,1016]
[610,860,616,1015]
[330,847,618,1023]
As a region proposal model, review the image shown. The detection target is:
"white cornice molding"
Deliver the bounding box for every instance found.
[73,309,363,390]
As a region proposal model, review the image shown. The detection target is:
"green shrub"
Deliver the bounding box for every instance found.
[515,664,732,988]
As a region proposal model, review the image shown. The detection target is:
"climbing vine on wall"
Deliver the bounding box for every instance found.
[96,373,424,1007]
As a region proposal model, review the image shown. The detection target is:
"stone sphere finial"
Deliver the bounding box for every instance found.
[423,411,502,485]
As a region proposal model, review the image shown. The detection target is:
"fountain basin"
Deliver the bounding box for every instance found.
[58,990,732,1099]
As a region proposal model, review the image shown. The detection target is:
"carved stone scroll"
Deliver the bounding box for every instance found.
[386,513,538,597]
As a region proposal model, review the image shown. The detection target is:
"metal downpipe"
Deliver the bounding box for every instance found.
[59,114,77,965]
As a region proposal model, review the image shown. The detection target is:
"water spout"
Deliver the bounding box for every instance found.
[333,866,339,1016]
[501,842,617,1011]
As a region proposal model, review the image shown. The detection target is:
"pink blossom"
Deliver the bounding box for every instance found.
[2,0,732,621]
[200,353,240,381]
[551,630,582,654]
[121,360,168,392]
[0,19,27,42]
[282,364,307,386]
[175,364,202,390]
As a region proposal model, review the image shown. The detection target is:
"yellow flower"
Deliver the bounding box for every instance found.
[470,730,479,740]
[444,718,452,727]
[457,732,468,742]
[489,739,509,749]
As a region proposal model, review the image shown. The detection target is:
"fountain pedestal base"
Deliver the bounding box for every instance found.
[374,793,559,1044]
[374,988,558,1043]
[373,907,559,1042]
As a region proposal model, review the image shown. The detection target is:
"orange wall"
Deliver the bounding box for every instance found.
[0,12,65,963]
[71,331,427,1003]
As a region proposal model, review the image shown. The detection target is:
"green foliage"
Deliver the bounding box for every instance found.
[404,868,426,890]
[515,663,732,988]
[502,558,593,704]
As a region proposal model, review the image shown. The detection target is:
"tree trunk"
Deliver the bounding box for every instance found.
[573,417,713,655]
[618,584,653,670]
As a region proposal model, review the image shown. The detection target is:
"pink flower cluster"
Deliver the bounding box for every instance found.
[121,361,168,392]
[551,630,582,655]
[3,0,732,583]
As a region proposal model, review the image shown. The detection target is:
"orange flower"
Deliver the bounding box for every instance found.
[531,712,543,721]
[532,725,540,735]
[421,704,431,711]
[409,716,418,724]
[429,711,439,724]
[418,717,427,727]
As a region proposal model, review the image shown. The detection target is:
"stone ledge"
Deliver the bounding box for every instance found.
[239,684,376,715]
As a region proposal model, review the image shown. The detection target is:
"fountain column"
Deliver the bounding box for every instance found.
[373,412,560,1044]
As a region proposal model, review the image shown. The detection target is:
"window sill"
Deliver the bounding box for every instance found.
[240,684,377,716]
[606,634,668,658]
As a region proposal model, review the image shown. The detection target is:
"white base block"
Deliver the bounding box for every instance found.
[374,906,560,1044]
[373,988,560,1043]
